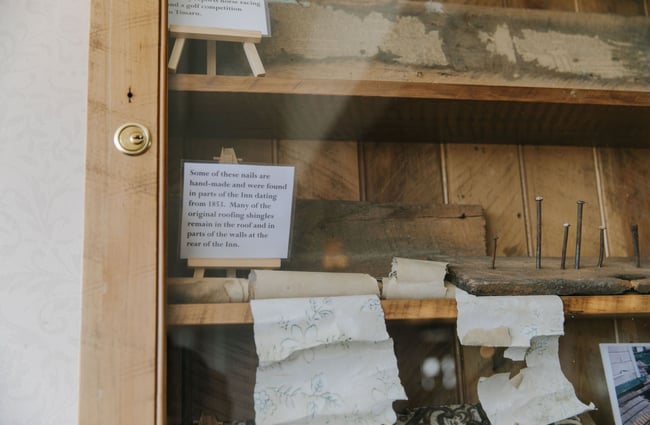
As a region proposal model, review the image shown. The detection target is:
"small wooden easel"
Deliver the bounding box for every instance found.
[187,147,280,280]
[168,25,266,77]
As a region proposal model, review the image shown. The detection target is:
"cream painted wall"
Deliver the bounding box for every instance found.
[0,0,88,424]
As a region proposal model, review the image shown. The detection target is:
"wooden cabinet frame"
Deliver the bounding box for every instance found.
[80,0,167,423]
[79,0,650,424]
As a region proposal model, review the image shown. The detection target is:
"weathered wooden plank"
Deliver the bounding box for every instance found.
[522,146,602,258]
[288,199,486,275]
[446,256,650,295]
[446,144,528,256]
[277,140,360,200]
[362,142,444,204]
[599,148,650,258]
[257,1,650,90]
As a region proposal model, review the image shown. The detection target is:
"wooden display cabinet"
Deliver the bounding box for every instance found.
[80,0,650,424]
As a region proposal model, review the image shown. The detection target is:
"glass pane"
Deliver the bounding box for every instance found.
[166,1,650,424]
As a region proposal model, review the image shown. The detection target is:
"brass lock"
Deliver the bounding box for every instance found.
[113,123,151,155]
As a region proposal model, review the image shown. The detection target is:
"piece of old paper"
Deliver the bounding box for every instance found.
[249,270,379,299]
[456,288,564,359]
[382,257,452,299]
[251,295,406,425]
[455,288,594,424]
[477,336,595,425]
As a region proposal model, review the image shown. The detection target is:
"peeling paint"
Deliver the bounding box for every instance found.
[425,1,445,14]
[266,5,447,67]
[479,24,516,64]
[513,30,637,79]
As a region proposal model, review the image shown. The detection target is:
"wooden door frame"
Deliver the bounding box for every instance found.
[79,0,167,423]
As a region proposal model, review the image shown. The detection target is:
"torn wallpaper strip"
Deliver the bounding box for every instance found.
[455,288,594,425]
[251,295,406,425]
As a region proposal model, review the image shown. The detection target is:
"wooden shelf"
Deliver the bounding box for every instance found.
[167,295,650,326]
[169,74,650,106]
[168,0,650,146]
[169,74,650,146]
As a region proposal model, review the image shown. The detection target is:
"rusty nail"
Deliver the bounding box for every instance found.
[631,224,640,268]
[491,236,499,269]
[536,196,543,269]
[597,226,606,268]
[561,223,570,270]
[574,200,585,269]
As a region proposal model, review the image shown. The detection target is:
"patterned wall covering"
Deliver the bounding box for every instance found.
[0,0,88,424]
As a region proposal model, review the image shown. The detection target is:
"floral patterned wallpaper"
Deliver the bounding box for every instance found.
[0,0,88,424]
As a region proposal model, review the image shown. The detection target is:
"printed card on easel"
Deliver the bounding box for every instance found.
[168,0,270,36]
[179,161,295,259]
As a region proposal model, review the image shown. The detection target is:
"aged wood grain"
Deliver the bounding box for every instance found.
[446,144,527,257]
[288,199,486,275]
[362,142,444,204]
[277,140,360,200]
[80,0,164,423]
[445,256,650,295]
[599,148,650,258]
[522,146,602,258]
[256,1,650,90]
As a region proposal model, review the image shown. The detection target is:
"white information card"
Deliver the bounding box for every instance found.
[180,162,295,259]
[168,0,270,36]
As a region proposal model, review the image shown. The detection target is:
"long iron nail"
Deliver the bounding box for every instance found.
[491,236,499,269]
[561,223,570,270]
[536,196,543,269]
[598,226,606,268]
[574,200,585,269]
[631,224,640,268]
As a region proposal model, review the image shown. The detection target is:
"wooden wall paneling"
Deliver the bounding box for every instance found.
[598,148,650,259]
[388,323,461,409]
[560,318,617,424]
[446,144,527,257]
[617,317,650,342]
[362,142,444,204]
[277,140,360,200]
[181,138,275,164]
[444,143,526,403]
[361,141,459,407]
[522,146,602,259]
[168,325,257,422]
